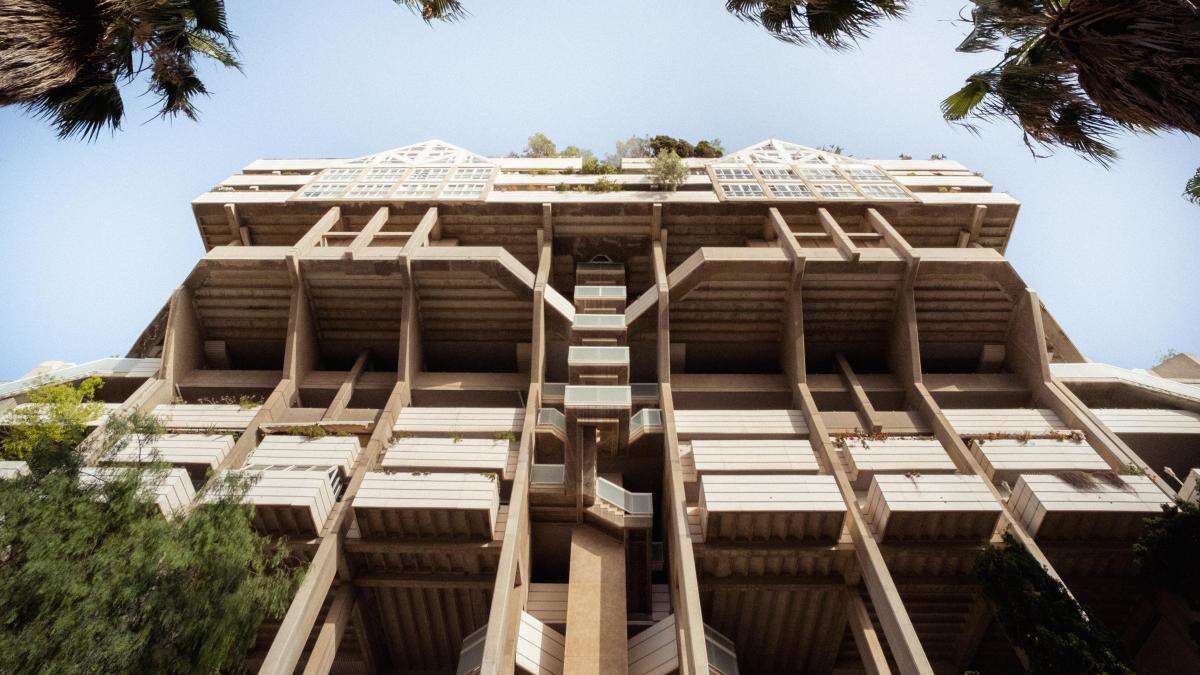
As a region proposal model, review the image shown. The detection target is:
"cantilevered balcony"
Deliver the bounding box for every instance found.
[1009,474,1168,542]
[970,437,1108,485]
[353,471,501,539]
[382,436,510,473]
[865,474,1001,542]
[698,473,844,543]
[80,467,196,518]
[246,434,362,479]
[152,403,260,432]
[841,437,955,489]
[230,466,340,536]
[103,433,235,482]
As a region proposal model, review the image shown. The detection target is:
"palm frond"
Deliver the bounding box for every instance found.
[1186,167,1200,205]
[186,30,240,69]
[942,75,991,120]
[393,0,468,23]
[725,0,906,49]
[25,72,124,141]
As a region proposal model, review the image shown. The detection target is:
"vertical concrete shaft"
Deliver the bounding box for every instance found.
[564,524,628,675]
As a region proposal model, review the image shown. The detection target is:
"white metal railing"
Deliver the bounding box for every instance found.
[531,464,566,485]
[596,476,652,515]
[455,624,488,675]
[705,624,740,675]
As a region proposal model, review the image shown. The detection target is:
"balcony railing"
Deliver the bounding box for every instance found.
[536,408,566,435]
[705,624,740,674]
[455,624,487,675]
[596,476,652,515]
[531,463,565,485]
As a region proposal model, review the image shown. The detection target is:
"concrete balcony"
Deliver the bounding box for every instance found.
[232,466,340,536]
[353,471,500,539]
[1009,474,1168,542]
[970,437,1108,485]
[383,436,510,473]
[103,433,235,482]
[152,403,260,432]
[247,434,362,478]
[842,438,956,488]
[673,409,808,441]
[865,474,1001,542]
[941,408,1067,437]
[393,406,524,437]
[698,474,844,543]
[80,467,195,518]
[689,439,820,474]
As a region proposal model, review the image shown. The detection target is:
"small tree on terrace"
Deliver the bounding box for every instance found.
[651,149,688,191]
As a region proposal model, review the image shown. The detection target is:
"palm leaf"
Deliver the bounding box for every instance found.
[393,0,467,23]
[942,76,991,120]
[187,30,241,69]
[1186,167,1200,205]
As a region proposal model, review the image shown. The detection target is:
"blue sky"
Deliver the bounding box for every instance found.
[1,0,1197,380]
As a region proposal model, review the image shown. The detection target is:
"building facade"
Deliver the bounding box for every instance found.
[3,139,1200,674]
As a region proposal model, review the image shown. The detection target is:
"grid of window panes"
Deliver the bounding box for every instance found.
[294,165,496,201]
[712,161,912,202]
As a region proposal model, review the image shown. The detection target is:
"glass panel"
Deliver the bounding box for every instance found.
[573,314,625,329]
[536,407,566,432]
[530,464,565,485]
[705,624,740,675]
[574,286,626,299]
[813,182,861,199]
[564,385,631,408]
[568,346,630,365]
[713,166,753,180]
[595,477,653,515]
[857,183,908,199]
[768,182,813,198]
[721,182,764,198]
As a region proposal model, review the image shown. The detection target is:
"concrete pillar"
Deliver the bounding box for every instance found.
[564,524,628,675]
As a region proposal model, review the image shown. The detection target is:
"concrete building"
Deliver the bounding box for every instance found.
[3,139,1199,674]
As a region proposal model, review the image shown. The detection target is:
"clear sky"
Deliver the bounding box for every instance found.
[1,0,1197,380]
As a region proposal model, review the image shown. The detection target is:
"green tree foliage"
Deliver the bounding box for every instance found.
[0,380,300,672]
[651,150,688,191]
[2,376,103,473]
[1187,168,1200,205]
[612,135,652,160]
[975,534,1134,673]
[1134,499,1200,609]
[0,1,459,140]
[523,132,559,158]
[648,135,725,158]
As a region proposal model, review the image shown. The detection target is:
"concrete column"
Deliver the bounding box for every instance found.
[564,525,628,675]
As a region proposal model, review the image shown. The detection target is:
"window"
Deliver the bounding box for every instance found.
[714,167,753,180]
[298,183,348,199]
[324,168,362,180]
[758,167,798,180]
[800,167,841,181]
[857,183,908,199]
[395,182,439,197]
[346,183,393,198]
[843,167,888,182]
[768,182,812,198]
[364,167,405,181]
[441,182,486,197]
[407,167,449,181]
[453,167,492,180]
[813,183,860,199]
[722,182,764,198]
